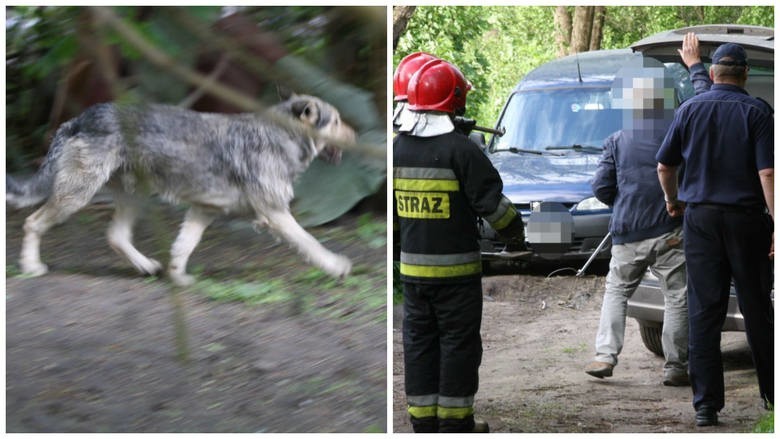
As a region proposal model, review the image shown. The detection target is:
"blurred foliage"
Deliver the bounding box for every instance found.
[194,261,386,325]
[7,6,386,226]
[396,6,773,127]
[753,406,773,433]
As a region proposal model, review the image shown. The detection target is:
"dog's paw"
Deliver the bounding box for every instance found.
[324,254,352,279]
[169,271,196,287]
[20,261,48,277]
[133,258,163,276]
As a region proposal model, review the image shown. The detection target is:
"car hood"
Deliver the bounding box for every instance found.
[489,151,599,204]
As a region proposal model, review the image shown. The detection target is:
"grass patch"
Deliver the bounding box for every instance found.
[6,264,44,280]
[292,266,386,324]
[355,213,386,249]
[195,278,293,305]
[561,343,588,355]
[191,263,386,324]
[6,264,22,277]
[363,424,385,433]
[753,404,773,433]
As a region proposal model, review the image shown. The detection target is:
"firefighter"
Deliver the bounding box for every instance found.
[393,52,438,132]
[393,58,525,433]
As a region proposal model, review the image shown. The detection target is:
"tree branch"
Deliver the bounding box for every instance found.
[89,6,384,160]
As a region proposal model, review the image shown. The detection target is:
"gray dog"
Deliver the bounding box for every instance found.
[7,94,355,286]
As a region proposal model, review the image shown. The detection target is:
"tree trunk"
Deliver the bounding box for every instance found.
[589,6,606,51]
[570,6,594,54]
[695,5,706,22]
[553,6,572,58]
[393,6,416,50]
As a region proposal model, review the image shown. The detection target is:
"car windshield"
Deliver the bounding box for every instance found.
[490,87,621,153]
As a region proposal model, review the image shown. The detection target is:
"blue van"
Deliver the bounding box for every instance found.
[476,49,692,267]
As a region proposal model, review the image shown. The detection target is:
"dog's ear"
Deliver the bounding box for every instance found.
[291,100,320,127]
[276,85,296,101]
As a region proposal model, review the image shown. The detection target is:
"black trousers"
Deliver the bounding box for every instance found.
[684,205,774,411]
[403,279,483,432]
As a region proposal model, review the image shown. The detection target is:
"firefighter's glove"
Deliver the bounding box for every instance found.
[497,227,526,251]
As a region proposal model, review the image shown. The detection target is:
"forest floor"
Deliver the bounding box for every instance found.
[6,201,386,433]
[393,269,768,433]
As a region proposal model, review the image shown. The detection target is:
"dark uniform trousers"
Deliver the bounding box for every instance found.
[403,279,483,433]
[684,204,774,410]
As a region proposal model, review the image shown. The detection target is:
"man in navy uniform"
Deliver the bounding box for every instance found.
[656,42,774,427]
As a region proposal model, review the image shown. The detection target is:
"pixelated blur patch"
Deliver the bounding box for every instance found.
[526,211,574,244]
[611,57,677,132]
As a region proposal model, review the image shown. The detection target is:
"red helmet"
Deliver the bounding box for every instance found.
[393,52,438,102]
[407,59,472,114]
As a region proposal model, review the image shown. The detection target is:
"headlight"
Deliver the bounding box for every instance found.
[574,197,609,212]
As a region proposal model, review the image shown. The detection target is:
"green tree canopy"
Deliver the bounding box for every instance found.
[395,6,773,126]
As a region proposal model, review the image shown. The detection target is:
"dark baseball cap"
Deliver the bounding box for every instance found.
[712,43,748,66]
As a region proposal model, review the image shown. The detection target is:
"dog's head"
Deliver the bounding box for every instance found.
[279,94,356,164]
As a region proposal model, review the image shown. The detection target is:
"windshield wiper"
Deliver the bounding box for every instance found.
[545,144,603,154]
[495,147,564,156]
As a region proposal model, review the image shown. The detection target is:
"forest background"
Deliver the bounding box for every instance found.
[7,6,387,227]
[394,6,774,127]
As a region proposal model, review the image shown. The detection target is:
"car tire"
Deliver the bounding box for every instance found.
[638,322,664,357]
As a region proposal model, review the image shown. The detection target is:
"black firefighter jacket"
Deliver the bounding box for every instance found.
[393,130,524,284]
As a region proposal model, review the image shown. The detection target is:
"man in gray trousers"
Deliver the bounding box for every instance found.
[584,57,690,386]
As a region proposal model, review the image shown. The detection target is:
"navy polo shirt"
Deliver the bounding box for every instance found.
[656,83,773,207]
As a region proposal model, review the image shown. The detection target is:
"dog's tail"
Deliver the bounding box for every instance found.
[7,119,78,209]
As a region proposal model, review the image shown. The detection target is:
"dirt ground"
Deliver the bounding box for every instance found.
[6,201,386,433]
[393,269,768,433]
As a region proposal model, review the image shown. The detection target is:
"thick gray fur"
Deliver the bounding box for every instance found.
[7,94,355,285]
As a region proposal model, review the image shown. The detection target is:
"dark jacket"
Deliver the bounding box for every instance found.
[656,83,773,207]
[592,129,682,245]
[393,130,523,283]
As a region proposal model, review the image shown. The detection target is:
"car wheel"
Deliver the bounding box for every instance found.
[638,322,664,357]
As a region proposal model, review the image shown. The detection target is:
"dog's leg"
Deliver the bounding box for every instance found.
[20,196,96,276]
[19,145,116,276]
[168,207,216,287]
[17,135,125,277]
[107,194,163,276]
[19,204,59,276]
[263,209,351,278]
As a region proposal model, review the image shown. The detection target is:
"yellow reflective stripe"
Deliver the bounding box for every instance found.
[401,251,481,266]
[400,261,482,278]
[484,197,511,222]
[437,405,474,420]
[408,405,437,419]
[395,191,450,219]
[484,196,518,231]
[393,178,459,192]
[491,203,518,231]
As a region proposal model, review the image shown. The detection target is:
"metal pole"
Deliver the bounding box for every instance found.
[576,233,611,277]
